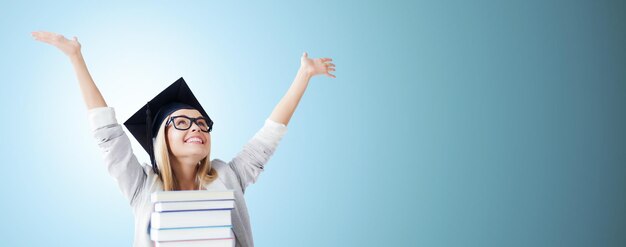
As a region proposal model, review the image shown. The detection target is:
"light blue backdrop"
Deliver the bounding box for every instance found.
[1,1,624,246]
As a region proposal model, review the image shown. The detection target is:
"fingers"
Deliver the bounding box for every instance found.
[31,31,63,39]
[31,31,55,39]
[31,31,59,43]
[31,31,44,41]
[31,33,52,44]
[323,59,336,78]
[297,52,338,78]
[304,54,332,62]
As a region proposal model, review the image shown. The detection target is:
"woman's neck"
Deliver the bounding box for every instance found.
[171,158,200,190]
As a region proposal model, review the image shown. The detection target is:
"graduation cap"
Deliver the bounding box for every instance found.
[124,77,213,175]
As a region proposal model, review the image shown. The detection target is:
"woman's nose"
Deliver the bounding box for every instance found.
[189,123,201,132]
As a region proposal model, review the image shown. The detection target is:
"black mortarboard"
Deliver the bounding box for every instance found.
[124,77,212,175]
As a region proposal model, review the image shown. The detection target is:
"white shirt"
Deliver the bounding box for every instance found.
[88,107,287,247]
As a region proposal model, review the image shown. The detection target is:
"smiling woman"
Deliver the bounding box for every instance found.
[31,30,336,247]
[155,108,216,192]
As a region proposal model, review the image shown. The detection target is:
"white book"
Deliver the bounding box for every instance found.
[155,238,234,247]
[151,226,232,242]
[152,190,235,203]
[151,210,232,229]
[155,200,235,212]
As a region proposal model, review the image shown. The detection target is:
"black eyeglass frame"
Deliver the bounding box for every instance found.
[166,115,213,132]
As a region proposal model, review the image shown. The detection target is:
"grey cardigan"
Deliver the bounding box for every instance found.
[88,107,288,247]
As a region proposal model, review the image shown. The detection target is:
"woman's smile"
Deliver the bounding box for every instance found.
[184,136,205,144]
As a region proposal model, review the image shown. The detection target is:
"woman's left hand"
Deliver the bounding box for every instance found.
[300,52,336,78]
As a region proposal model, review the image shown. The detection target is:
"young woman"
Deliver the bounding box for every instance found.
[32,31,336,247]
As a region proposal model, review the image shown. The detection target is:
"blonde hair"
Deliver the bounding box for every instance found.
[154,116,218,191]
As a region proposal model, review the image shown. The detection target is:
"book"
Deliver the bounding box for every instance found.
[151,190,235,203]
[151,226,233,242]
[155,238,234,247]
[155,200,235,212]
[151,210,231,229]
[150,190,236,246]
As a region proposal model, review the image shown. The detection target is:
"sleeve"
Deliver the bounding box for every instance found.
[88,107,146,206]
[228,118,288,192]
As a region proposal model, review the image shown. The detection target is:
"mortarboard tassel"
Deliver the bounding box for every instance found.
[146,103,159,175]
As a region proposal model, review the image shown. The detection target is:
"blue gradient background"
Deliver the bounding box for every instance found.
[1,1,625,246]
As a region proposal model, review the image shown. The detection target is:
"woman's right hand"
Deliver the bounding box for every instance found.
[32,31,107,109]
[31,31,81,57]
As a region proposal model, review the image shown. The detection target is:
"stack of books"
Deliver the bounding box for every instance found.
[150,190,236,247]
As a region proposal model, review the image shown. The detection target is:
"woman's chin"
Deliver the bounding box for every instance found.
[171,145,210,160]
[182,143,209,151]
[172,150,209,161]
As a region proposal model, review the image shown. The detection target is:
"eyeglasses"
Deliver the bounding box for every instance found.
[166,115,213,132]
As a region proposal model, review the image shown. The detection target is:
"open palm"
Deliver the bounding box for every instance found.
[300,52,336,78]
[31,31,81,56]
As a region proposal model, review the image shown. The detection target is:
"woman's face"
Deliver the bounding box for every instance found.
[165,109,211,163]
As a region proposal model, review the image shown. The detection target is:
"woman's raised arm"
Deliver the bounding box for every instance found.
[268,52,336,126]
[32,31,107,110]
[33,31,147,205]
